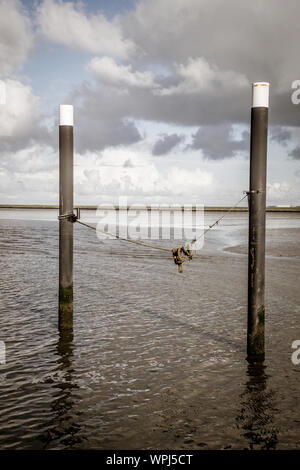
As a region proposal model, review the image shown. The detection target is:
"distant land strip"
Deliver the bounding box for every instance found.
[0,204,299,212]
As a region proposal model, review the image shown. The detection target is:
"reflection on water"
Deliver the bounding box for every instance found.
[39,327,83,449]
[237,361,279,450]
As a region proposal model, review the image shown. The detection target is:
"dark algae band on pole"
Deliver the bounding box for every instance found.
[247,82,269,362]
[59,104,74,330]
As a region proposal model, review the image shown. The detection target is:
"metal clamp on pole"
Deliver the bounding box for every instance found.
[74,207,80,221]
[244,189,265,194]
[244,189,265,204]
[58,208,80,223]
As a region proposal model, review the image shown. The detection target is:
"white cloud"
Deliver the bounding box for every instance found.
[0,79,42,138]
[156,57,249,96]
[37,0,135,59]
[75,145,214,204]
[0,79,52,152]
[267,182,291,201]
[0,0,34,77]
[87,56,158,89]
[0,144,58,203]
[0,144,56,174]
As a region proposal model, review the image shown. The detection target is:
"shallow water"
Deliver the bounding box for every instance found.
[0,210,299,450]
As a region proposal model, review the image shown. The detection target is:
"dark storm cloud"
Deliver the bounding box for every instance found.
[123,0,300,90]
[71,79,299,156]
[152,133,184,155]
[75,117,141,153]
[61,0,300,154]
[69,79,251,149]
[0,125,55,153]
[190,125,249,160]
[121,0,300,128]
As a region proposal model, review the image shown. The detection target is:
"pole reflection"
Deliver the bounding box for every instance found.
[40,327,82,449]
[236,361,279,450]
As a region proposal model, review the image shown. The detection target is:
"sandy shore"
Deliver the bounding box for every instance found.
[224,227,300,258]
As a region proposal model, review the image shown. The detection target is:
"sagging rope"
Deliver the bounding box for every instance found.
[58,193,248,273]
[182,193,248,252]
[171,193,248,271]
[76,219,171,253]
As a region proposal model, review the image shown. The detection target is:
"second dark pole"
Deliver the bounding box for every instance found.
[247,82,269,361]
[59,104,74,330]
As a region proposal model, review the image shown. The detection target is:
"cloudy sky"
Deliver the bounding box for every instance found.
[0,0,299,206]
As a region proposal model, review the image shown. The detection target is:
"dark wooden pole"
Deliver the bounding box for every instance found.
[247,82,269,361]
[59,105,74,330]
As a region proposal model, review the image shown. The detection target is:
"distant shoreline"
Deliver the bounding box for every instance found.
[0,204,299,212]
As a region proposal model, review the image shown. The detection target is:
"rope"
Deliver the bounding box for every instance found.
[58,212,74,220]
[76,219,172,253]
[170,193,248,272]
[183,193,248,252]
[172,246,193,273]
[58,193,248,273]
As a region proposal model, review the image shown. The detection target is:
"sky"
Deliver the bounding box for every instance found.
[0,0,299,206]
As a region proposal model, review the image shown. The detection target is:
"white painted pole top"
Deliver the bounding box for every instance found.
[59,104,73,126]
[252,82,269,108]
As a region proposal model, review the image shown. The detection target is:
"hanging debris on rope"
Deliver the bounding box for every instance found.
[172,247,193,273]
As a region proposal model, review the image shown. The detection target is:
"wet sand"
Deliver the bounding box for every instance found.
[224,227,300,258]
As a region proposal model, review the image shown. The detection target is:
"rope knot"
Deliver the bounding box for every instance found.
[58,212,78,222]
[172,246,193,273]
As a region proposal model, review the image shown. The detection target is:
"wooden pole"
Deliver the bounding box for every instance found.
[59,105,74,330]
[247,82,269,361]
